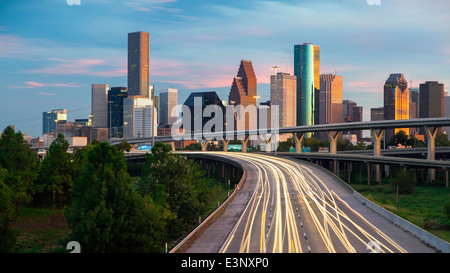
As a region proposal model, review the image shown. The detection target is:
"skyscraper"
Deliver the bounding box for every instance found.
[128,31,149,98]
[419,81,444,135]
[159,88,178,128]
[42,109,67,135]
[384,73,409,140]
[319,73,343,125]
[123,95,157,138]
[108,87,128,138]
[270,72,297,128]
[343,100,363,140]
[184,92,225,135]
[294,43,320,128]
[91,84,109,129]
[228,60,258,130]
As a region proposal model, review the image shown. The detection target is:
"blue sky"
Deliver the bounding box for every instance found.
[1,0,449,137]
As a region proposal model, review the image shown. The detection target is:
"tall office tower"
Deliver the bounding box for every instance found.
[128,31,150,98]
[343,100,363,140]
[92,84,109,129]
[384,73,409,141]
[371,107,384,121]
[410,88,420,118]
[419,81,444,135]
[184,92,225,135]
[294,43,320,128]
[123,95,157,138]
[270,72,297,128]
[319,74,343,125]
[228,60,258,131]
[159,88,178,128]
[42,109,67,135]
[107,87,128,138]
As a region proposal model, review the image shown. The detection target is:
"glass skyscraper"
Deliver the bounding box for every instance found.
[294,43,320,129]
[108,87,128,138]
[384,73,410,140]
[128,31,149,98]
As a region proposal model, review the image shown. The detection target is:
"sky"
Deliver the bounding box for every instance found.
[1,0,449,138]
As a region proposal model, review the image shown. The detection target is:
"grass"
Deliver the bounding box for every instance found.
[13,206,71,253]
[348,181,450,243]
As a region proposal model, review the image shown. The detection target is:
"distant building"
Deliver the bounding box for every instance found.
[384,73,409,141]
[410,88,420,118]
[371,107,384,122]
[159,88,178,128]
[343,100,363,140]
[108,87,128,138]
[42,109,67,135]
[184,91,225,135]
[294,43,320,128]
[270,72,297,128]
[91,84,109,129]
[228,60,258,131]
[128,31,150,97]
[444,94,450,139]
[419,81,444,135]
[123,96,157,138]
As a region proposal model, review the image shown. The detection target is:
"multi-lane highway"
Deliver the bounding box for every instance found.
[183,152,436,253]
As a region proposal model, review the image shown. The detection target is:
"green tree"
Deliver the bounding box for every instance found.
[0,126,38,212]
[137,143,215,240]
[64,142,167,252]
[117,141,132,152]
[388,130,408,146]
[0,168,17,253]
[435,133,450,147]
[35,134,75,208]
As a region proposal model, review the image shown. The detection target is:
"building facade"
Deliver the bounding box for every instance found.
[128,31,150,98]
[319,73,343,125]
[384,73,409,140]
[91,84,109,129]
[270,72,297,128]
[42,109,67,135]
[294,43,320,128]
[159,88,178,128]
[184,92,225,135]
[123,96,157,138]
[108,87,128,138]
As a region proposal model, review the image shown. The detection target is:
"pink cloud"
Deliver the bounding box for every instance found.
[10,81,79,89]
[24,57,126,77]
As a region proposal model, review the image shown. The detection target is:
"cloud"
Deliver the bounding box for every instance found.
[9,81,80,89]
[36,92,57,96]
[24,57,126,77]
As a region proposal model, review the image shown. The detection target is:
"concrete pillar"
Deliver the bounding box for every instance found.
[445,168,449,188]
[240,135,250,153]
[348,162,352,183]
[265,135,273,152]
[367,163,371,185]
[327,131,341,154]
[200,139,209,152]
[371,128,384,184]
[222,138,230,152]
[164,141,175,152]
[293,132,305,153]
[424,126,438,182]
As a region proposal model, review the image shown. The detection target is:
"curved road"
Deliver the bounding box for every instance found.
[184,152,436,253]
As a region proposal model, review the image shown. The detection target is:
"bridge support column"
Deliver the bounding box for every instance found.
[240,135,250,153]
[200,139,209,152]
[166,141,175,152]
[445,168,449,188]
[265,136,273,152]
[327,131,340,154]
[293,133,305,153]
[424,126,438,182]
[367,162,371,185]
[222,139,230,152]
[371,128,384,184]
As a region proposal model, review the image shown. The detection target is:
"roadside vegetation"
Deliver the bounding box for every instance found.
[0,126,237,253]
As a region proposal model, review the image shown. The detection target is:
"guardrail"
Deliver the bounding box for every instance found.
[168,153,247,253]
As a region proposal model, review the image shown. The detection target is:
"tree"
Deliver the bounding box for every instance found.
[137,143,215,240]
[0,126,38,212]
[0,168,17,253]
[117,141,132,152]
[64,142,168,252]
[389,130,408,146]
[35,134,75,208]
[435,133,450,147]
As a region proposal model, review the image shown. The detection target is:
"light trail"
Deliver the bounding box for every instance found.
[217,152,407,253]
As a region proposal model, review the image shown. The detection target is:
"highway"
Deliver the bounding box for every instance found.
[182,152,437,253]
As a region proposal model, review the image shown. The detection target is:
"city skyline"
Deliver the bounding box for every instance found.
[1,0,450,137]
